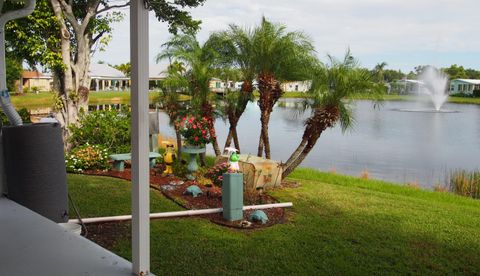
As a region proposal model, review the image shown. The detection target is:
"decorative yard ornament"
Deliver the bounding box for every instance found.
[249,210,269,224]
[162,141,176,175]
[225,147,240,172]
[184,185,202,198]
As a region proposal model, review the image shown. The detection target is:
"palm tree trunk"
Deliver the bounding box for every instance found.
[282,106,340,179]
[199,153,206,166]
[232,127,241,153]
[257,134,264,157]
[260,111,272,159]
[211,135,221,157]
[257,72,283,159]
[174,126,182,156]
[224,129,233,152]
[282,140,317,178]
[283,138,307,169]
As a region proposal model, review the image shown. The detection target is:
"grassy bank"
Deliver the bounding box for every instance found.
[10,91,480,109]
[69,168,480,275]
[10,91,191,109]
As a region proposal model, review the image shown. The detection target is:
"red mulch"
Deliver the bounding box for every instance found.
[83,165,288,229]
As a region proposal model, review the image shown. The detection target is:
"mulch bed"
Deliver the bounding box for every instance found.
[84,221,131,250]
[83,165,290,229]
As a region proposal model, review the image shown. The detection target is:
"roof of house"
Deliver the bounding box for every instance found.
[89,63,127,79]
[451,79,480,84]
[22,71,51,79]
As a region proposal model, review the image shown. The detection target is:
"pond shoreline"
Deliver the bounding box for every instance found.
[9,91,480,109]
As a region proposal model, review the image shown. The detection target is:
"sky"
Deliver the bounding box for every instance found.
[93,0,480,72]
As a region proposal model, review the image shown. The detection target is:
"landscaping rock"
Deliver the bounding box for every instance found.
[184,185,203,197]
[161,185,176,192]
[249,210,269,224]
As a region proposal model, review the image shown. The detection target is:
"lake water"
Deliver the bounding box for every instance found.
[158,99,480,188]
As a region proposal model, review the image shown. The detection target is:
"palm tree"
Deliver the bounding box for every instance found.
[282,51,383,178]
[250,17,317,159]
[206,25,257,153]
[374,62,388,83]
[158,62,189,155]
[157,34,222,157]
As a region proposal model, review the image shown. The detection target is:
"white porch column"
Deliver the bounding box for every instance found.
[130,1,150,275]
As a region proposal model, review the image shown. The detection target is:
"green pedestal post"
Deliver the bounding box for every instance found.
[182,146,206,180]
[222,173,243,221]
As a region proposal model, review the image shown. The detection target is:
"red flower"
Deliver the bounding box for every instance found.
[194,137,199,142]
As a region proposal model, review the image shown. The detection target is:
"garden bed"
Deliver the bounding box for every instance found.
[84,166,286,229]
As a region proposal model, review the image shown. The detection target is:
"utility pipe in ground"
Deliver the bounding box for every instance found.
[69,202,293,224]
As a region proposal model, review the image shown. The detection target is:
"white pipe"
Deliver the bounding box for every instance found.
[0,0,36,126]
[69,202,293,224]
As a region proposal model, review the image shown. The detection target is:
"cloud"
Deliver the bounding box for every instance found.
[93,0,480,71]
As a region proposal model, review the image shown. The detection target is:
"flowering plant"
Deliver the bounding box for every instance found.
[205,162,233,187]
[176,115,213,147]
[65,143,109,173]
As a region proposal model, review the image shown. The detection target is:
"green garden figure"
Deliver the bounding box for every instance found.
[225,147,240,172]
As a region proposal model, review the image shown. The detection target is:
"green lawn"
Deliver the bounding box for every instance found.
[10,91,191,109]
[68,168,480,275]
[10,91,480,109]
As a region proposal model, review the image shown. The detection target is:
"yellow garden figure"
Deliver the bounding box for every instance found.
[162,142,177,175]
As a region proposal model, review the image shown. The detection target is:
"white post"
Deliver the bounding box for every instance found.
[130,1,150,275]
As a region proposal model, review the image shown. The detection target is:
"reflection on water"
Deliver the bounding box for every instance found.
[159,99,480,188]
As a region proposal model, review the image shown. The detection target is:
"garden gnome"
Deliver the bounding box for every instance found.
[162,141,176,175]
[225,147,240,172]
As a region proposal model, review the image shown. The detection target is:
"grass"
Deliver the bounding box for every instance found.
[68,168,480,275]
[448,169,480,199]
[10,91,191,109]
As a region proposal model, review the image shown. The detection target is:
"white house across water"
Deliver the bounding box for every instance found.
[449,79,480,95]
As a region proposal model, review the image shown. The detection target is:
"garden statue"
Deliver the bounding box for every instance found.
[178,115,211,180]
[225,147,240,172]
[162,141,176,175]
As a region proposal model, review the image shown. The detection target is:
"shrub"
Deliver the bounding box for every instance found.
[205,162,231,187]
[448,169,480,199]
[66,144,109,173]
[69,108,131,154]
[473,90,480,98]
[0,108,31,125]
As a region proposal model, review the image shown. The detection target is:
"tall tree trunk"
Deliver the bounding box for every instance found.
[257,134,264,157]
[282,139,318,178]
[201,102,221,156]
[174,125,182,156]
[232,127,240,153]
[260,110,271,159]
[282,106,340,179]
[211,135,221,157]
[50,0,95,146]
[257,72,283,159]
[224,129,233,152]
[283,138,307,168]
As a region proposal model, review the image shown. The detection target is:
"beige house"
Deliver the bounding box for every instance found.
[20,71,53,92]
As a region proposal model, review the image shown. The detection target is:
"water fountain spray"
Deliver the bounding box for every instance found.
[419,66,449,111]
